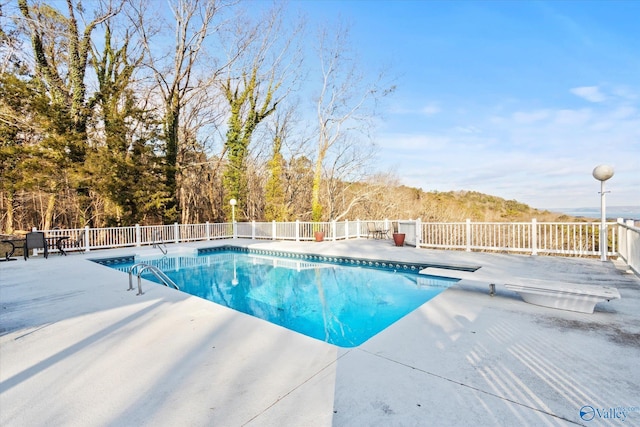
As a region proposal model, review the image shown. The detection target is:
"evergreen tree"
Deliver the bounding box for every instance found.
[86,23,168,226]
[264,138,288,221]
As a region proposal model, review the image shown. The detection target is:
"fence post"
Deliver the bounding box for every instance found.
[345,219,349,240]
[531,218,538,256]
[296,220,300,242]
[206,221,210,241]
[332,220,337,241]
[415,218,422,246]
[272,220,277,240]
[625,219,633,262]
[174,222,179,243]
[84,225,91,252]
[252,220,256,240]
[135,224,141,247]
[616,218,624,260]
[466,219,471,252]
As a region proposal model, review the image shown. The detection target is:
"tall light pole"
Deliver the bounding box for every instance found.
[229,198,237,223]
[592,165,614,261]
[230,198,237,239]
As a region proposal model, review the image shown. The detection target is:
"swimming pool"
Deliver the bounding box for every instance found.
[96,247,460,347]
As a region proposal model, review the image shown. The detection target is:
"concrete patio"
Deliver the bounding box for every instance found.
[1,239,639,426]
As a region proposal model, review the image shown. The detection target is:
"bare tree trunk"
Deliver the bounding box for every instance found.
[2,192,15,234]
[311,22,394,221]
[43,194,56,230]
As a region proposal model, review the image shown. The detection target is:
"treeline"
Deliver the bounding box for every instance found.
[0,0,396,233]
[0,1,572,235]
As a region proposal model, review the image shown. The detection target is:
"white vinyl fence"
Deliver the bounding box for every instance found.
[34,218,638,272]
[617,219,640,275]
[418,219,613,257]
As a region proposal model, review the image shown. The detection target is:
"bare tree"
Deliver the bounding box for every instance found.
[0,0,27,75]
[263,103,299,221]
[219,2,303,220]
[311,21,394,221]
[132,0,229,222]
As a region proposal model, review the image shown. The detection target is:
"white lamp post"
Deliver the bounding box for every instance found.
[229,198,237,239]
[592,165,614,261]
[229,198,237,223]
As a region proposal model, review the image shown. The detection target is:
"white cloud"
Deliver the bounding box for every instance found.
[611,86,638,101]
[609,106,637,120]
[387,101,442,116]
[378,133,451,151]
[376,92,639,208]
[454,126,481,134]
[512,110,550,124]
[421,103,441,116]
[554,108,592,126]
[570,86,607,102]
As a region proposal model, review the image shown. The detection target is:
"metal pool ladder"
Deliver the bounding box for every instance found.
[128,263,179,296]
[152,231,168,255]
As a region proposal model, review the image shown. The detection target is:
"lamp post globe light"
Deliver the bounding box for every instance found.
[592,165,614,262]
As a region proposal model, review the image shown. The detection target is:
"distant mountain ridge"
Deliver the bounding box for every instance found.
[382,188,639,222]
[549,206,640,220]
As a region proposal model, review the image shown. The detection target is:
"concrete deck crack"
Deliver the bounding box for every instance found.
[241,350,352,426]
[363,349,583,426]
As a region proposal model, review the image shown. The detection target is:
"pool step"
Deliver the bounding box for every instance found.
[164,246,198,255]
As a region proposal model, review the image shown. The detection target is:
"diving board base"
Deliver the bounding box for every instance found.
[504,282,621,314]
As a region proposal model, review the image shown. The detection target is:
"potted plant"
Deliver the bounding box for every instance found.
[313,222,324,242]
[312,205,324,242]
[392,232,405,247]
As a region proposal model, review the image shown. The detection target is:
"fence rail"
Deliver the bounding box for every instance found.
[31,218,638,273]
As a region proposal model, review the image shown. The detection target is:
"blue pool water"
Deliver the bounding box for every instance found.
[100,249,458,347]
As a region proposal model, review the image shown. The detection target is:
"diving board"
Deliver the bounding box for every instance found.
[504,281,621,314]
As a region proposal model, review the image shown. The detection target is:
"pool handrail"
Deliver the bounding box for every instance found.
[128,263,179,295]
[152,231,168,255]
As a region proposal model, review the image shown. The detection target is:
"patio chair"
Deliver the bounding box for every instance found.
[366,222,379,239]
[367,222,389,239]
[71,230,86,253]
[25,231,48,260]
[378,222,390,239]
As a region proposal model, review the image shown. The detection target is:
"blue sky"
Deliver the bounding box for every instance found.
[285,0,639,209]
